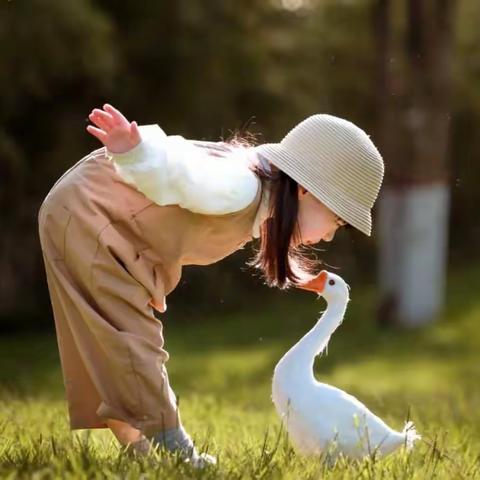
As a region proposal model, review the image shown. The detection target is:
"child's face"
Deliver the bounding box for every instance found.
[293,185,346,246]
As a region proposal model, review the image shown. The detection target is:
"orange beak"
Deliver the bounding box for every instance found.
[296,270,328,294]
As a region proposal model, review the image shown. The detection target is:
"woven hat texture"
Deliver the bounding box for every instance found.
[254,114,385,236]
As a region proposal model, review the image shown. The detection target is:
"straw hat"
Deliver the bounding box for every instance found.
[253,114,385,237]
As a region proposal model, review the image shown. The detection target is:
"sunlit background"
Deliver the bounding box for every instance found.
[1,1,479,477]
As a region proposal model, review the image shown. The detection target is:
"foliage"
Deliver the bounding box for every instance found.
[0,0,478,319]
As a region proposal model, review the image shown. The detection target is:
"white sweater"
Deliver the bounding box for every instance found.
[106,124,270,239]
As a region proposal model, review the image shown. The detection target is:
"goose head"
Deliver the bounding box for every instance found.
[297,270,351,305]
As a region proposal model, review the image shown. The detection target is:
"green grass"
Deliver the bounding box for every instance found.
[1,262,480,478]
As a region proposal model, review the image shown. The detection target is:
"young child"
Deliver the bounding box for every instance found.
[38,104,384,467]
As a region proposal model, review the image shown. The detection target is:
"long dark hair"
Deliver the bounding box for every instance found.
[224,124,320,290]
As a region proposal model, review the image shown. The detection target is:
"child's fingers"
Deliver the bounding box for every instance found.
[88,114,109,133]
[130,121,141,143]
[90,109,114,130]
[86,125,108,144]
[104,104,129,125]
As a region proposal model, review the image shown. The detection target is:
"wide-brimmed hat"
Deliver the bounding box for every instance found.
[253,114,385,236]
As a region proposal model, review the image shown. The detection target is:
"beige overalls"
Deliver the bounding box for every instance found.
[37,145,263,435]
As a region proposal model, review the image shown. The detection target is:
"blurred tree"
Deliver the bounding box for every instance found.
[449,0,480,261]
[0,0,117,316]
[0,0,477,327]
[373,0,456,327]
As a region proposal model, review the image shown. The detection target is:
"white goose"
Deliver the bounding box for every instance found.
[272,270,421,461]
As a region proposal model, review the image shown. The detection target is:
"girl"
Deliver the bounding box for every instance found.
[38,104,384,467]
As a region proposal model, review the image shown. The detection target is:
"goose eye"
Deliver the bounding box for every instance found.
[329,279,335,286]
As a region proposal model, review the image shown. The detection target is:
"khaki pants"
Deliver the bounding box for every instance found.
[37,150,179,436]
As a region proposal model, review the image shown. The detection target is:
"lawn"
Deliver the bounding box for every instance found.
[0,262,479,479]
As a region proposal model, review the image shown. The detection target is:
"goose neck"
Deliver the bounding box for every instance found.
[294,299,348,363]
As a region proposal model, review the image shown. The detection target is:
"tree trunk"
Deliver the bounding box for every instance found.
[373,0,455,327]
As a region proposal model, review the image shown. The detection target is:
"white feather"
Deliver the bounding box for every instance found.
[271,271,421,461]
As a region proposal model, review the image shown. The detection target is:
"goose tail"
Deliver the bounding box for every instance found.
[402,420,421,450]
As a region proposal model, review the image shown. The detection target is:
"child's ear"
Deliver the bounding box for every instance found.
[298,185,308,196]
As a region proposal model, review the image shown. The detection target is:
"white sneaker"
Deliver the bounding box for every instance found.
[183,448,217,469]
[127,438,216,468]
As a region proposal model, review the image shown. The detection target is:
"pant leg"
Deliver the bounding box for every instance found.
[39,209,180,435]
[41,253,105,429]
[88,237,181,436]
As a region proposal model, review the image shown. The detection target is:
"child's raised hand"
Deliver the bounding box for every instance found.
[86,104,141,154]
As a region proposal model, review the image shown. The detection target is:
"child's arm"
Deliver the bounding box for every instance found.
[87,105,260,216]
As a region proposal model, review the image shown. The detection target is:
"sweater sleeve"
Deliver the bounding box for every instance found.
[106,124,260,215]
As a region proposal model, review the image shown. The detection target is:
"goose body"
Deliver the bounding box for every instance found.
[272,270,420,460]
